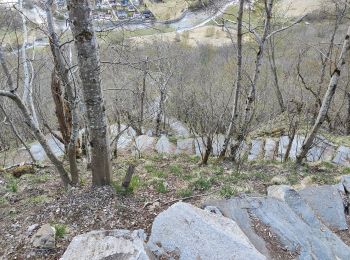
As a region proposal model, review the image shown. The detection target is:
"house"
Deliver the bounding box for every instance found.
[117,9,128,19]
[121,0,129,7]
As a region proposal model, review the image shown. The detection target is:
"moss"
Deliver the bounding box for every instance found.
[6,164,35,178]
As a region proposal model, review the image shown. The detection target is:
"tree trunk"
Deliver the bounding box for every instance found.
[67,0,112,186]
[296,25,350,164]
[155,90,165,136]
[19,0,39,129]
[47,0,79,185]
[347,92,350,135]
[268,37,285,112]
[230,0,273,158]
[219,0,244,159]
[201,136,212,165]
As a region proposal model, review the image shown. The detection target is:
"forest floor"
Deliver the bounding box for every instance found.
[1,153,350,259]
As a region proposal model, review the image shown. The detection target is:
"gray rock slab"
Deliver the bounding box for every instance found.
[155,135,176,154]
[248,139,264,161]
[268,185,350,259]
[29,135,64,161]
[203,199,270,258]
[133,135,156,155]
[212,134,225,156]
[194,138,206,156]
[147,202,265,260]
[289,135,305,160]
[277,136,290,161]
[264,138,277,160]
[31,224,55,249]
[307,136,336,162]
[341,175,350,193]
[333,146,350,167]
[298,185,348,231]
[169,119,190,138]
[206,196,350,260]
[61,229,152,260]
[176,138,194,155]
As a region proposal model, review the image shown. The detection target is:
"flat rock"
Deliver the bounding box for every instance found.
[61,229,152,260]
[268,185,350,259]
[298,185,348,231]
[155,135,176,154]
[206,195,350,260]
[264,138,277,160]
[248,139,264,161]
[203,199,270,258]
[147,202,265,260]
[333,146,350,167]
[176,138,194,155]
[31,224,55,249]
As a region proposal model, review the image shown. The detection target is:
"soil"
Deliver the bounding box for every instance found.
[1,155,349,259]
[250,214,299,259]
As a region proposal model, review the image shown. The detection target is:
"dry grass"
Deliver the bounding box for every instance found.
[144,0,188,21]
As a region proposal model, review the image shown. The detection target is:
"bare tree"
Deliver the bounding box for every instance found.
[219,0,244,159]
[296,25,350,164]
[0,48,71,187]
[46,0,79,185]
[67,0,112,186]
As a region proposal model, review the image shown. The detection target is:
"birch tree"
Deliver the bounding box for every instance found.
[296,25,350,164]
[18,0,39,128]
[0,48,71,187]
[67,0,112,186]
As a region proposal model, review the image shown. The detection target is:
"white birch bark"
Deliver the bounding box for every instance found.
[19,0,39,128]
[296,25,350,164]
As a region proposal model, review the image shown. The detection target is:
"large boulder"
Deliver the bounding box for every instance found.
[277,136,289,161]
[147,202,265,260]
[307,136,336,162]
[248,139,264,161]
[169,119,190,138]
[176,138,194,155]
[31,224,56,249]
[30,135,64,161]
[155,135,176,154]
[206,195,350,260]
[289,135,305,160]
[133,135,156,155]
[268,185,350,258]
[333,146,350,167]
[264,138,277,160]
[194,138,206,156]
[212,134,226,156]
[298,185,348,231]
[61,229,152,260]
